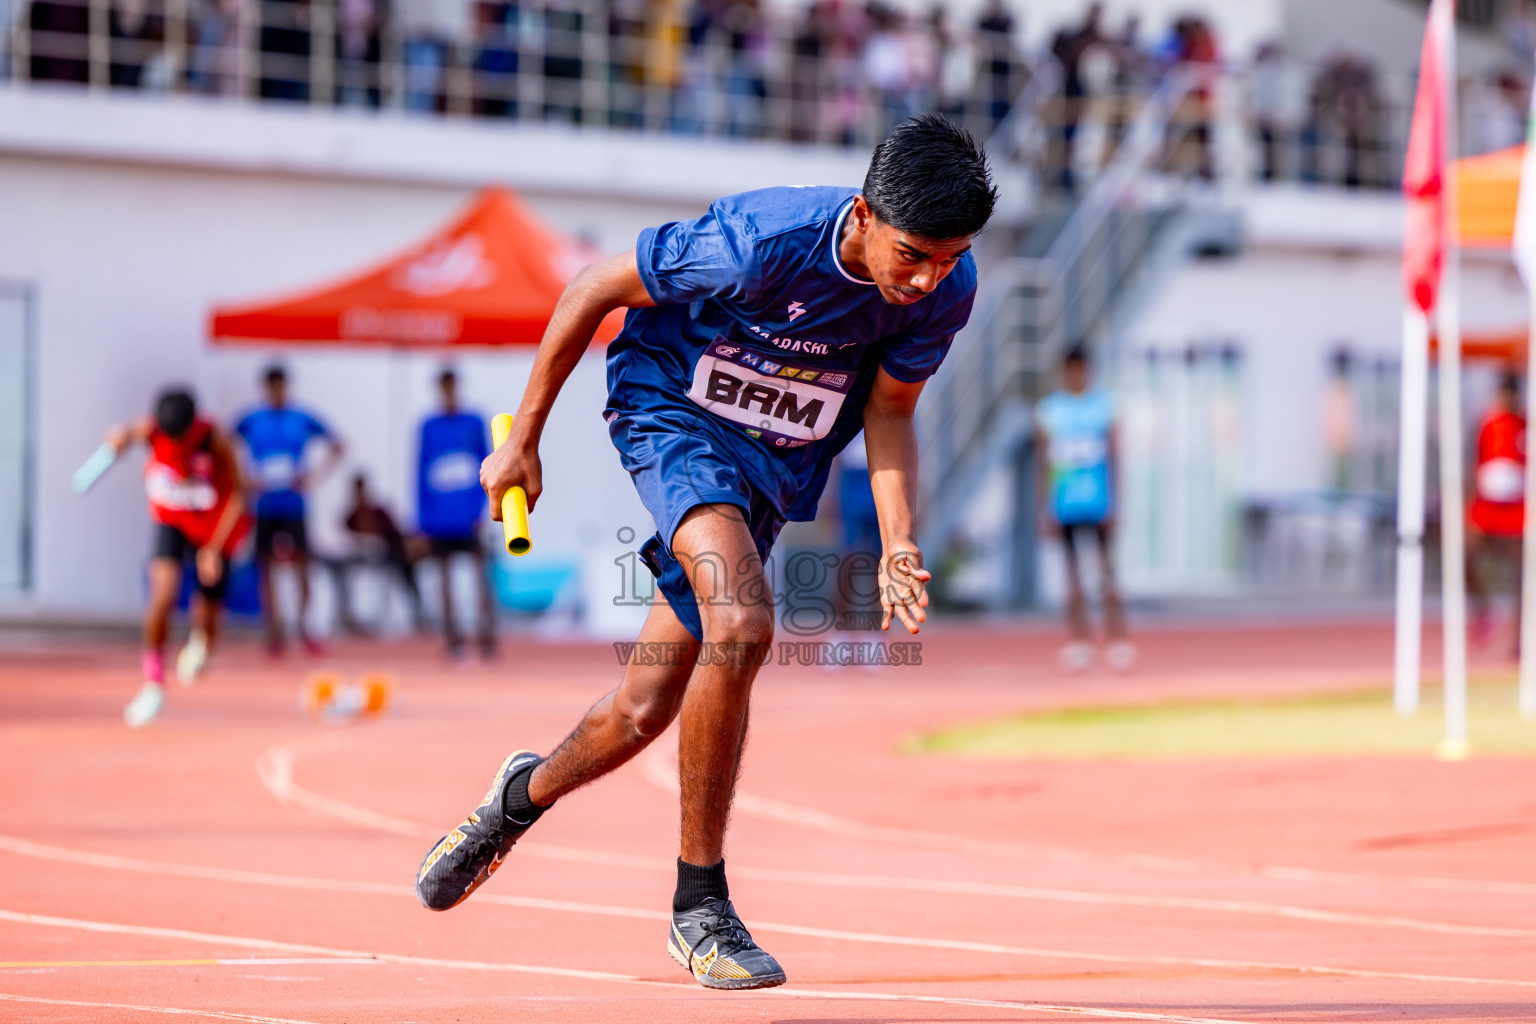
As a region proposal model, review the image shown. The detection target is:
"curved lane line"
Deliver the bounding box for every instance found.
[639,749,1536,898]
[254,738,1536,938]
[0,991,325,1023]
[0,909,1267,1024]
[9,833,1534,991]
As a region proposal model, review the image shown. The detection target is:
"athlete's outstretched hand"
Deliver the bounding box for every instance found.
[481,424,543,518]
[879,541,930,635]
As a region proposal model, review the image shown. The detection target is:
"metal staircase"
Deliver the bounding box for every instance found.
[917,66,1241,609]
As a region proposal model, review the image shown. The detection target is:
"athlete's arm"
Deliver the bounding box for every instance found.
[298,419,345,493]
[197,426,247,586]
[1105,419,1119,533]
[483,249,653,516]
[104,416,154,453]
[863,367,932,635]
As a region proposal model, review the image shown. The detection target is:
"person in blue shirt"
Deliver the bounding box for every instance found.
[235,365,344,657]
[417,369,495,659]
[1035,344,1133,673]
[414,115,994,989]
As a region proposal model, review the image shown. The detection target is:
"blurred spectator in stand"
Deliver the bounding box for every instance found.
[1104,14,1150,161]
[1248,41,1304,181]
[474,0,521,117]
[27,0,89,83]
[398,0,469,112]
[605,0,646,127]
[109,0,162,88]
[259,0,311,100]
[336,472,426,635]
[1467,371,1527,656]
[417,369,496,660]
[722,0,767,137]
[1466,70,1527,155]
[0,0,11,79]
[1160,15,1219,181]
[975,0,1017,131]
[1048,3,1102,191]
[931,5,975,125]
[788,1,831,142]
[188,0,241,95]
[542,0,585,122]
[1304,53,1384,188]
[863,4,910,134]
[822,0,868,145]
[335,0,381,106]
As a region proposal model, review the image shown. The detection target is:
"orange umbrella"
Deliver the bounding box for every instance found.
[209,187,623,348]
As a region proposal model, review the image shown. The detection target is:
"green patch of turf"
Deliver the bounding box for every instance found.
[904,675,1536,759]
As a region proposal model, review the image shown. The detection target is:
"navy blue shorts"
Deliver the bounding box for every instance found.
[610,413,784,642]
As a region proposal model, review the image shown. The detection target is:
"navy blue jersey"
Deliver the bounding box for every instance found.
[606,186,976,521]
[235,406,331,520]
[417,411,490,539]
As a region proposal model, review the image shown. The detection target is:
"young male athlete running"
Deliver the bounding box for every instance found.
[415,115,995,989]
[108,389,249,728]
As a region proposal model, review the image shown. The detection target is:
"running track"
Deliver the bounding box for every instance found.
[1,621,1533,1022]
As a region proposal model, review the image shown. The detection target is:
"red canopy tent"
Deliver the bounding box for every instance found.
[209,186,623,347]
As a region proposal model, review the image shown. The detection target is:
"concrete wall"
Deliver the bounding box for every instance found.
[0,88,869,623]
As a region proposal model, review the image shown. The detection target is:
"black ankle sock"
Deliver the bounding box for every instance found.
[500,761,550,827]
[673,857,729,913]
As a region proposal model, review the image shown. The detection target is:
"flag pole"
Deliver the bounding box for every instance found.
[1395,306,1430,715]
[1523,311,1536,720]
[1435,0,1470,760]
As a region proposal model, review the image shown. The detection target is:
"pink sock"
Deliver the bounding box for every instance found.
[141,649,165,685]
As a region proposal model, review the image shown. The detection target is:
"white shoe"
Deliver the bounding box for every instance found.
[176,630,208,688]
[1057,641,1093,674]
[1105,640,1138,673]
[124,682,166,728]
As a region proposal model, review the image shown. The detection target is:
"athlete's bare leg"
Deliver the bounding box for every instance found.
[527,601,697,805]
[527,503,771,867]
[1061,534,1091,642]
[669,504,772,867]
[189,591,220,651]
[292,550,314,646]
[143,557,182,650]
[257,552,284,648]
[1098,527,1127,642]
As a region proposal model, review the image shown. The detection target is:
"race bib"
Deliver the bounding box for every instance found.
[428,451,481,493]
[1477,458,1525,504]
[145,464,218,512]
[686,337,854,449]
[257,453,298,490]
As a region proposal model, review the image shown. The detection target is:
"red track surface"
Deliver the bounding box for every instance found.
[2,620,1534,1022]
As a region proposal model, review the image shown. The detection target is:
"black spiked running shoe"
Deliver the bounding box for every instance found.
[415,750,543,911]
[668,898,786,990]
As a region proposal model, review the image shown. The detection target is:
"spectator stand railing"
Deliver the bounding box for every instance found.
[3,0,1039,151]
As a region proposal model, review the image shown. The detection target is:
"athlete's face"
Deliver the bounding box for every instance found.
[265,377,288,408]
[845,196,972,307]
[1063,360,1089,393]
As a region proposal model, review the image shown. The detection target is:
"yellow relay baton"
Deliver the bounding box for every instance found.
[489,413,532,556]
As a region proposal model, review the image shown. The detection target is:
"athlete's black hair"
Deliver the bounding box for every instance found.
[438,367,457,388]
[154,388,197,438]
[862,114,997,241]
[1062,344,1090,367]
[1499,369,1522,396]
[263,364,287,386]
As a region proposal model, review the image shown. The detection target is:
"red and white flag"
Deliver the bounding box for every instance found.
[1402,0,1451,313]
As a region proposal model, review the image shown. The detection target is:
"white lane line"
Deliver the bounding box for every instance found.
[641,749,1536,898]
[4,837,1533,990]
[253,738,1536,939]
[0,991,324,1023]
[0,908,1273,1024]
[0,958,379,968]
